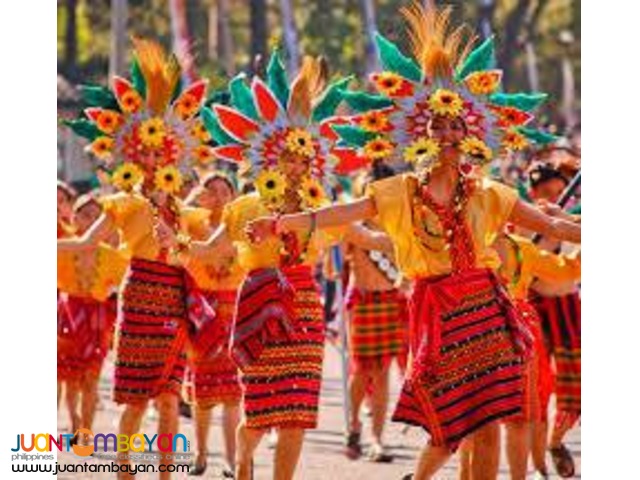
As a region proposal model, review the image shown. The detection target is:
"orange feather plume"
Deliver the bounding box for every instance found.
[288,56,329,122]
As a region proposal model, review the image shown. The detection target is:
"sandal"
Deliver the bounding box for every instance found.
[401,475,414,480]
[368,444,394,463]
[549,444,575,478]
[188,458,207,476]
[345,431,362,460]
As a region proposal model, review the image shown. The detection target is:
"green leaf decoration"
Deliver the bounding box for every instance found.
[340,90,394,113]
[568,203,581,215]
[78,84,120,111]
[332,124,378,147]
[130,59,147,99]
[170,76,183,103]
[517,127,558,145]
[311,76,354,123]
[456,36,496,81]
[201,107,237,146]
[374,32,422,83]
[517,180,533,203]
[62,118,103,141]
[267,50,290,109]
[229,73,259,120]
[489,92,548,111]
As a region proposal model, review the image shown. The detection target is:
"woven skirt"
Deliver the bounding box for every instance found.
[113,258,189,405]
[186,289,241,407]
[392,268,526,451]
[346,288,408,373]
[240,266,325,430]
[530,291,581,423]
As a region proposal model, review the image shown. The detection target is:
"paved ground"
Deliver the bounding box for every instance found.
[57,344,580,479]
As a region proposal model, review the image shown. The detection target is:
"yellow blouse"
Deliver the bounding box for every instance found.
[181,206,245,291]
[365,174,518,279]
[222,193,336,271]
[58,243,129,301]
[499,234,581,300]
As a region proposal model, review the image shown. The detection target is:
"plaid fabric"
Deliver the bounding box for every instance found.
[530,292,581,426]
[392,268,526,451]
[113,258,191,404]
[346,288,408,372]
[186,290,241,406]
[241,265,325,429]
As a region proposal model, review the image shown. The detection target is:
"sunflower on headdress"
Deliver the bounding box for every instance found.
[359,111,389,133]
[285,128,315,158]
[403,137,440,163]
[428,89,464,117]
[190,119,211,143]
[373,72,404,97]
[111,163,144,191]
[174,93,199,120]
[364,138,394,160]
[154,165,183,194]
[255,169,287,206]
[89,137,114,159]
[96,111,123,134]
[460,136,493,163]
[193,145,214,165]
[464,71,501,96]
[139,117,167,148]
[120,90,143,113]
[501,129,529,151]
[298,177,327,209]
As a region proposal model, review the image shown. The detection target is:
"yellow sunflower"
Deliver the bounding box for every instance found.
[459,136,493,163]
[359,111,389,133]
[374,72,404,96]
[403,137,441,163]
[193,145,214,165]
[120,90,143,113]
[428,89,464,117]
[154,165,183,194]
[111,163,144,192]
[501,130,529,151]
[255,169,287,205]
[285,128,315,158]
[89,137,114,159]
[96,110,123,134]
[298,177,327,209]
[174,93,199,119]
[363,138,394,160]
[190,119,211,142]
[139,117,167,148]
[464,71,501,96]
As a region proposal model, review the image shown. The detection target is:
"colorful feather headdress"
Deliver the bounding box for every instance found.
[63,38,212,196]
[201,51,366,208]
[332,2,557,169]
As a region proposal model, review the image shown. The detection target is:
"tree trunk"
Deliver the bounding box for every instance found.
[360,0,378,75]
[208,1,218,61]
[169,0,197,82]
[497,0,531,88]
[476,0,497,41]
[250,0,268,75]
[64,0,78,74]
[109,0,128,78]
[218,0,235,76]
[279,0,299,76]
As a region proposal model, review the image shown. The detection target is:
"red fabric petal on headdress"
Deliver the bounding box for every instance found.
[213,105,260,142]
[252,77,280,123]
[181,79,208,105]
[84,108,102,122]
[212,145,246,163]
[332,148,370,175]
[488,105,533,128]
[112,76,144,113]
[319,116,350,141]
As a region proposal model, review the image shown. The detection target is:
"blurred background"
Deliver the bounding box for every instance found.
[57,0,580,189]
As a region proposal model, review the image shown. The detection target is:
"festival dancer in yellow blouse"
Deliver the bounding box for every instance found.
[246,4,581,479]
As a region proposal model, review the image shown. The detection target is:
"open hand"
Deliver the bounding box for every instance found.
[245,217,276,243]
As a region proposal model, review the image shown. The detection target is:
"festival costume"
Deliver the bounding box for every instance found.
[498,235,580,423]
[63,40,216,405]
[330,3,557,450]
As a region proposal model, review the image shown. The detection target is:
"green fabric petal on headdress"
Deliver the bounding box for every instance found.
[229,73,259,120]
[374,32,422,83]
[130,59,147,99]
[267,51,290,109]
[568,203,581,215]
[62,119,103,141]
[311,76,354,123]
[331,124,378,147]
[78,84,120,111]
[201,107,237,146]
[170,77,183,103]
[456,36,496,81]
[489,92,548,112]
[206,90,230,106]
[517,180,533,203]
[517,127,558,145]
[340,90,394,113]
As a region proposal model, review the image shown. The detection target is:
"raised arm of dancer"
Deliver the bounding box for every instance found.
[57,214,115,252]
[189,223,235,260]
[510,199,581,244]
[343,223,394,253]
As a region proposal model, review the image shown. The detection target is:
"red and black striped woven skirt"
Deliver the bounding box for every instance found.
[346,288,408,373]
[186,289,241,407]
[392,268,527,451]
[239,265,325,429]
[113,258,190,404]
[530,291,581,421]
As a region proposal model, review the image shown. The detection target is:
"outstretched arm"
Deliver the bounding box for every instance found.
[510,199,581,244]
[343,223,393,253]
[189,223,236,261]
[57,213,115,252]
